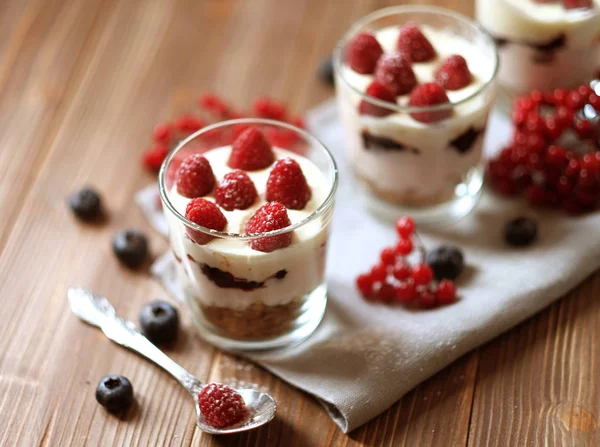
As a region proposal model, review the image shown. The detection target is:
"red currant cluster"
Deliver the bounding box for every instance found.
[355,217,457,309]
[487,84,600,215]
[141,93,306,173]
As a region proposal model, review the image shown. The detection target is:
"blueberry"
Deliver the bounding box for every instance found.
[426,245,464,280]
[112,230,149,268]
[317,56,334,86]
[95,375,134,412]
[68,187,102,221]
[504,217,537,247]
[139,301,179,344]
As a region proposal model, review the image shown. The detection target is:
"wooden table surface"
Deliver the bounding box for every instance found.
[1,0,598,445]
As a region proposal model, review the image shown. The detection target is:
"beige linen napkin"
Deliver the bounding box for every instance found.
[136,100,600,432]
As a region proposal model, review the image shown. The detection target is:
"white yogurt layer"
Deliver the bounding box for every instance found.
[165,146,331,310]
[337,25,495,205]
[476,0,600,92]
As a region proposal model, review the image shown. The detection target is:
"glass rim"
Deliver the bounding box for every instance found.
[158,118,339,240]
[333,5,500,114]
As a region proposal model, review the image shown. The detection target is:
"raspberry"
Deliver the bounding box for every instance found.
[395,238,413,256]
[436,280,457,305]
[214,170,258,211]
[356,273,375,298]
[152,122,172,143]
[396,25,436,62]
[374,53,417,95]
[175,115,205,133]
[392,263,411,280]
[395,280,416,303]
[370,263,388,282]
[435,55,473,90]
[185,198,227,245]
[266,158,312,209]
[245,202,293,252]
[176,155,216,198]
[228,128,275,171]
[198,383,246,428]
[395,216,415,238]
[253,97,287,121]
[142,145,169,172]
[408,83,452,123]
[411,264,433,286]
[562,0,593,9]
[346,32,384,74]
[359,81,397,117]
[198,93,230,116]
[380,247,397,265]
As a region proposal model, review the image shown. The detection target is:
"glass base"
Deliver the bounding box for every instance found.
[187,284,328,352]
[359,167,484,227]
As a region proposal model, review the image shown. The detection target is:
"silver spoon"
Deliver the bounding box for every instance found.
[67,287,277,435]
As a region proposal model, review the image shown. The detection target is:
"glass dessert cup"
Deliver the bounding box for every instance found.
[334,6,498,225]
[159,119,338,351]
[476,0,600,98]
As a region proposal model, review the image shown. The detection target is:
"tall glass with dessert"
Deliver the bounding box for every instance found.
[159,119,338,351]
[334,6,499,223]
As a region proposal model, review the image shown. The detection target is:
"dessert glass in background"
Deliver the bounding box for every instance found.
[476,0,600,95]
[159,119,338,351]
[334,6,499,225]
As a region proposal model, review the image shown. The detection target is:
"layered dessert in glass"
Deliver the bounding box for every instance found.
[159,119,338,350]
[476,0,600,94]
[334,6,498,224]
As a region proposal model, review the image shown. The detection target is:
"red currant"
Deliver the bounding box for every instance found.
[395,238,414,256]
[574,120,595,139]
[395,280,417,303]
[525,185,546,207]
[371,264,388,282]
[566,91,585,110]
[525,112,545,134]
[356,274,374,297]
[418,291,437,309]
[412,264,433,286]
[380,247,397,265]
[436,280,457,305]
[545,145,567,166]
[392,263,411,280]
[376,283,396,302]
[552,88,568,106]
[395,217,415,238]
[554,106,574,128]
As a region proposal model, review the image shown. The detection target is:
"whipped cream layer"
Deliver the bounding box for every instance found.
[476,0,600,92]
[336,25,495,205]
[165,146,331,310]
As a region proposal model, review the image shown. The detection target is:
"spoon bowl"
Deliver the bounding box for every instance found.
[68,287,277,434]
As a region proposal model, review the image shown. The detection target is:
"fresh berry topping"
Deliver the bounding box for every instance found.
[185,198,227,245]
[359,81,397,117]
[392,263,411,280]
[417,291,437,309]
[411,264,434,286]
[152,122,172,143]
[395,238,414,256]
[435,55,473,90]
[395,280,417,303]
[408,83,452,123]
[68,187,103,221]
[175,115,205,133]
[112,230,149,268]
[425,245,464,280]
[436,280,457,305]
[228,128,275,171]
[380,247,397,265]
[374,53,417,95]
[266,158,312,209]
[395,216,415,238]
[396,25,436,62]
[356,273,375,298]
[142,145,169,172]
[175,155,215,198]
[245,202,293,252]
[370,263,388,282]
[346,32,384,74]
[317,56,335,86]
[562,0,593,9]
[138,301,179,344]
[504,217,538,247]
[198,383,247,428]
[215,170,258,211]
[253,98,287,121]
[96,375,134,413]
[375,283,395,302]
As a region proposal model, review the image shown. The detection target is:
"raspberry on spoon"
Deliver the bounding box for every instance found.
[245,202,293,252]
[228,128,275,171]
[408,83,452,123]
[374,52,417,95]
[435,55,473,90]
[397,24,436,62]
[346,32,384,74]
[266,158,312,210]
[185,198,227,245]
[198,383,247,428]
